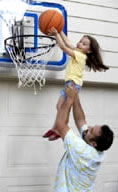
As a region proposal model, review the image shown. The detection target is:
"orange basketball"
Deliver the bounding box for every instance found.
[38,9,64,35]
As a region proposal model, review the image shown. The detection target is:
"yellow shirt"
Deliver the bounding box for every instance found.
[65,50,87,86]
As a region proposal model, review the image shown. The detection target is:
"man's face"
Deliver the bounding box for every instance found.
[83,125,102,147]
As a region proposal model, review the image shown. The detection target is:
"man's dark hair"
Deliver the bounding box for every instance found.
[94,125,114,152]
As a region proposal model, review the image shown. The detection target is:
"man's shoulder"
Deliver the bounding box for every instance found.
[80,124,88,137]
[64,124,88,142]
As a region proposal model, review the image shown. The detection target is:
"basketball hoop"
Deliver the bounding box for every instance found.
[0,0,57,93]
[4,34,56,93]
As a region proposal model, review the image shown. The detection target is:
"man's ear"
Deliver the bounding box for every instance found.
[90,141,97,148]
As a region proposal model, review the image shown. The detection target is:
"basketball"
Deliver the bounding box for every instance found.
[38,9,64,35]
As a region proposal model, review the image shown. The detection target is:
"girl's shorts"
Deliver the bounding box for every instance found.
[60,81,80,99]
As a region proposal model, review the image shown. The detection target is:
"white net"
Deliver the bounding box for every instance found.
[5,35,56,94]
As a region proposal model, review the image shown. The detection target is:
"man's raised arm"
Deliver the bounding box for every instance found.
[73,93,87,133]
[55,86,76,140]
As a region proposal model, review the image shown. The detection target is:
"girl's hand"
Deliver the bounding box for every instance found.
[47,27,58,36]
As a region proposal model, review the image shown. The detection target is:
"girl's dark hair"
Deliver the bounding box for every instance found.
[85,35,109,72]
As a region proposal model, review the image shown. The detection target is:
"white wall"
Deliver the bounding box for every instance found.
[0,81,117,192]
[0,0,118,84]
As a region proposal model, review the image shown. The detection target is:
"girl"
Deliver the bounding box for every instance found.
[43,27,109,140]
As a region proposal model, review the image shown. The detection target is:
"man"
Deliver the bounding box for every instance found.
[44,85,114,192]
